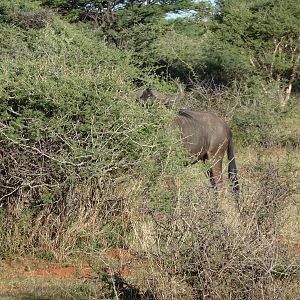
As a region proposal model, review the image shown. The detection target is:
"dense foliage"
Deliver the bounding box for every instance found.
[0,1,186,209]
[38,0,300,98]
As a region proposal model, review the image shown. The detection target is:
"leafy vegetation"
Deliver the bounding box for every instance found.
[0,0,299,299]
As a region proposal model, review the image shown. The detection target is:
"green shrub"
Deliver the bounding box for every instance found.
[0,0,43,25]
[230,80,296,147]
[0,11,186,255]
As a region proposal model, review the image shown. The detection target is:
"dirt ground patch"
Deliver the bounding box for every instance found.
[0,249,146,300]
[0,257,96,299]
[3,258,94,279]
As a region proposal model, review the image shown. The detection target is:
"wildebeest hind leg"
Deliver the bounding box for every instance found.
[207,158,224,195]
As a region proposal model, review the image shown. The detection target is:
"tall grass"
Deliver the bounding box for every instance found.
[94,162,299,299]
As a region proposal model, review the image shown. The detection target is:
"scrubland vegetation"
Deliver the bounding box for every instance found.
[0,0,299,299]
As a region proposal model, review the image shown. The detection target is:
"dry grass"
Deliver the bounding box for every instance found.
[86,145,298,299]
[0,144,299,299]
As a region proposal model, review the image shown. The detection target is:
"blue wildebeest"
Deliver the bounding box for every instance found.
[137,83,239,195]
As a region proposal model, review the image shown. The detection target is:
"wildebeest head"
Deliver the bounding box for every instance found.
[135,80,185,108]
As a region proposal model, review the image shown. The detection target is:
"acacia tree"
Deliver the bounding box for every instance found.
[213,0,300,106]
[42,0,201,47]
[42,0,196,25]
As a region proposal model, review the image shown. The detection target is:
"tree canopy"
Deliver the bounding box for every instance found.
[213,0,300,105]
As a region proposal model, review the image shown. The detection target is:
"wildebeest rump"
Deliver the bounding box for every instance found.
[137,84,239,194]
[175,109,239,194]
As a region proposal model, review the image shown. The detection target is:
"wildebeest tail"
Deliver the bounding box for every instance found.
[227,130,239,195]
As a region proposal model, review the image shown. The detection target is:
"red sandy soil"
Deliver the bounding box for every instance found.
[1,248,138,282]
[0,249,140,296]
[104,248,137,277]
[2,259,93,280]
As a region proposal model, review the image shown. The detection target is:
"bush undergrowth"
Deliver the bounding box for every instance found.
[0,6,186,256]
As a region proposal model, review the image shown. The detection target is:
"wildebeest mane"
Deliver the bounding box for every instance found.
[178,109,193,119]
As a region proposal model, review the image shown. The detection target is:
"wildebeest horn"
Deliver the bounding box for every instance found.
[171,79,185,103]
